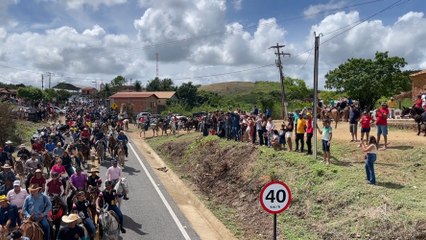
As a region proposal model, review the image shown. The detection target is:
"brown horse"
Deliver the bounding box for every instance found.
[108,135,117,157]
[20,220,44,240]
[87,185,99,225]
[42,152,53,177]
[326,108,340,129]
[14,158,25,184]
[117,141,126,167]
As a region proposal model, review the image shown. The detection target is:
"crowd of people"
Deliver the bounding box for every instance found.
[0,98,130,240]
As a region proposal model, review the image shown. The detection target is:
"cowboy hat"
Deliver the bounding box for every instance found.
[5,140,12,144]
[62,213,81,223]
[1,164,12,169]
[28,184,42,192]
[35,169,42,173]
[0,195,8,203]
[88,168,99,173]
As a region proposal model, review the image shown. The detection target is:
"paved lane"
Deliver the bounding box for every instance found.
[98,140,200,240]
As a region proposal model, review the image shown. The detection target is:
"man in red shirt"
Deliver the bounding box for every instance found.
[375,103,389,149]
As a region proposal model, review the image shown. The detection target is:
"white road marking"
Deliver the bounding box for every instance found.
[128,143,192,240]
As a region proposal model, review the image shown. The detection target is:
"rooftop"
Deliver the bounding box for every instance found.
[109,91,175,99]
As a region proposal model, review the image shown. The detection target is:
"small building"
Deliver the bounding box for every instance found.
[409,70,426,100]
[0,88,17,99]
[144,91,177,112]
[81,87,98,96]
[109,91,176,114]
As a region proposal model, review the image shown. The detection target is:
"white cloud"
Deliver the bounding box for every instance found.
[295,10,426,88]
[303,0,345,18]
[82,25,106,37]
[233,0,242,10]
[65,0,127,9]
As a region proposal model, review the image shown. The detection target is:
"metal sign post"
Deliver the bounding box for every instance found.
[260,181,292,240]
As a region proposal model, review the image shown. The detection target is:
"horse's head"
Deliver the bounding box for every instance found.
[401,107,411,117]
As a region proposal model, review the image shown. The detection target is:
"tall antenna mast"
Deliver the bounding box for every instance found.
[156,52,159,78]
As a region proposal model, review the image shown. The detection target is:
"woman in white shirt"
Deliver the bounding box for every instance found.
[361,136,378,185]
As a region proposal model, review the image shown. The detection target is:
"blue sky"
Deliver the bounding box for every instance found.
[1,0,425,88]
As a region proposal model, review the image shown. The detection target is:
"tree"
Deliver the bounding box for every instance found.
[146,78,175,91]
[134,80,142,92]
[177,82,198,109]
[55,89,72,103]
[43,89,57,101]
[146,78,161,91]
[325,52,406,110]
[284,77,311,101]
[17,87,44,102]
[111,76,126,87]
[98,83,113,98]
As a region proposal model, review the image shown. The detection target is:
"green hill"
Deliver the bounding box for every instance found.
[199,81,281,96]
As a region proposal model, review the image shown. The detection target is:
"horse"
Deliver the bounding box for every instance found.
[86,185,100,225]
[96,140,107,164]
[81,140,91,167]
[99,205,120,240]
[14,158,25,184]
[49,195,67,240]
[116,141,126,167]
[113,178,129,209]
[413,110,426,136]
[42,152,53,177]
[325,108,340,129]
[108,135,117,158]
[20,220,44,240]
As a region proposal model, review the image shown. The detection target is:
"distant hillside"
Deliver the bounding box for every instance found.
[199,81,281,96]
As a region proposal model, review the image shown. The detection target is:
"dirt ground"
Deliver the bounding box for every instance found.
[135,121,425,146]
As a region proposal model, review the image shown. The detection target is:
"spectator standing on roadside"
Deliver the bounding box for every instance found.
[317,119,332,164]
[295,113,307,153]
[359,111,374,147]
[375,103,389,150]
[284,117,294,151]
[305,113,313,155]
[349,105,361,142]
[361,136,378,185]
[387,97,396,119]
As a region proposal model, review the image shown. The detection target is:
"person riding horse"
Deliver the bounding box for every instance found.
[22,184,52,240]
[106,160,128,201]
[96,180,126,234]
[116,131,129,158]
[72,191,96,239]
[0,194,21,232]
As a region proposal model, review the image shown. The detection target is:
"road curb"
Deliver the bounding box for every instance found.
[127,128,236,240]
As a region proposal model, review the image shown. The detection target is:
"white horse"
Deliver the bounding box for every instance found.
[113,177,129,208]
[99,205,120,240]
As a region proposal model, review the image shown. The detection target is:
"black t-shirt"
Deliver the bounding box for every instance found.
[87,175,100,187]
[57,225,85,240]
[102,189,118,206]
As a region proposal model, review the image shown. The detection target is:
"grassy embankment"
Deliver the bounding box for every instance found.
[146,133,426,239]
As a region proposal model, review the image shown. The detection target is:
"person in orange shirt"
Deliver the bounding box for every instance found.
[295,112,307,153]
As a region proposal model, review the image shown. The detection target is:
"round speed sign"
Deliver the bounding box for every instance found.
[260,181,292,214]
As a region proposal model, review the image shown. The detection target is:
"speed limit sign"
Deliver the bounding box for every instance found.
[260,180,292,214]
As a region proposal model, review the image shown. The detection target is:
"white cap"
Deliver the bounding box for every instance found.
[13,180,21,186]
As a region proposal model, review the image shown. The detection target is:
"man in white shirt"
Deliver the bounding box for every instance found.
[7,180,29,210]
[106,160,128,200]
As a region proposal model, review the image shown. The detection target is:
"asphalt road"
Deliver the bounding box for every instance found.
[97,141,200,240]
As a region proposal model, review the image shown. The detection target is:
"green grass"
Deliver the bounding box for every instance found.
[15,120,47,145]
[146,133,426,239]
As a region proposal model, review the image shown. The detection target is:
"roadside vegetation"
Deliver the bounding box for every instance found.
[146,132,426,239]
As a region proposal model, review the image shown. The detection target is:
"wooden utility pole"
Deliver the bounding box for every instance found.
[41,74,44,90]
[313,33,321,160]
[270,43,290,120]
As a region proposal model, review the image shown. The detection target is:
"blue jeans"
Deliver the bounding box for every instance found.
[84,217,96,237]
[108,205,123,227]
[39,216,50,240]
[365,153,377,184]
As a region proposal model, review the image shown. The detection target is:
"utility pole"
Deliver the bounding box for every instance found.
[41,74,44,90]
[270,43,290,120]
[156,53,159,79]
[313,33,321,160]
[45,72,52,88]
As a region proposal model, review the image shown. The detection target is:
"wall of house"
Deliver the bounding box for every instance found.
[411,74,426,101]
[110,96,159,114]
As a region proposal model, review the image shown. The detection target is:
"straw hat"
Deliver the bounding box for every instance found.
[28,184,42,192]
[88,168,99,173]
[1,164,12,169]
[5,140,12,144]
[62,213,81,224]
[35,169,42,174]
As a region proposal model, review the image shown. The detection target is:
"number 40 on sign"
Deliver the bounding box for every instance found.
[260,180,292,214]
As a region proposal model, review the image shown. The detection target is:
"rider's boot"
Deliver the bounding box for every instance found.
[123,195,129,200]
[121,225,126,233]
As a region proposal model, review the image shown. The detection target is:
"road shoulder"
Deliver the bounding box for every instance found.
[128,127,236,240]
